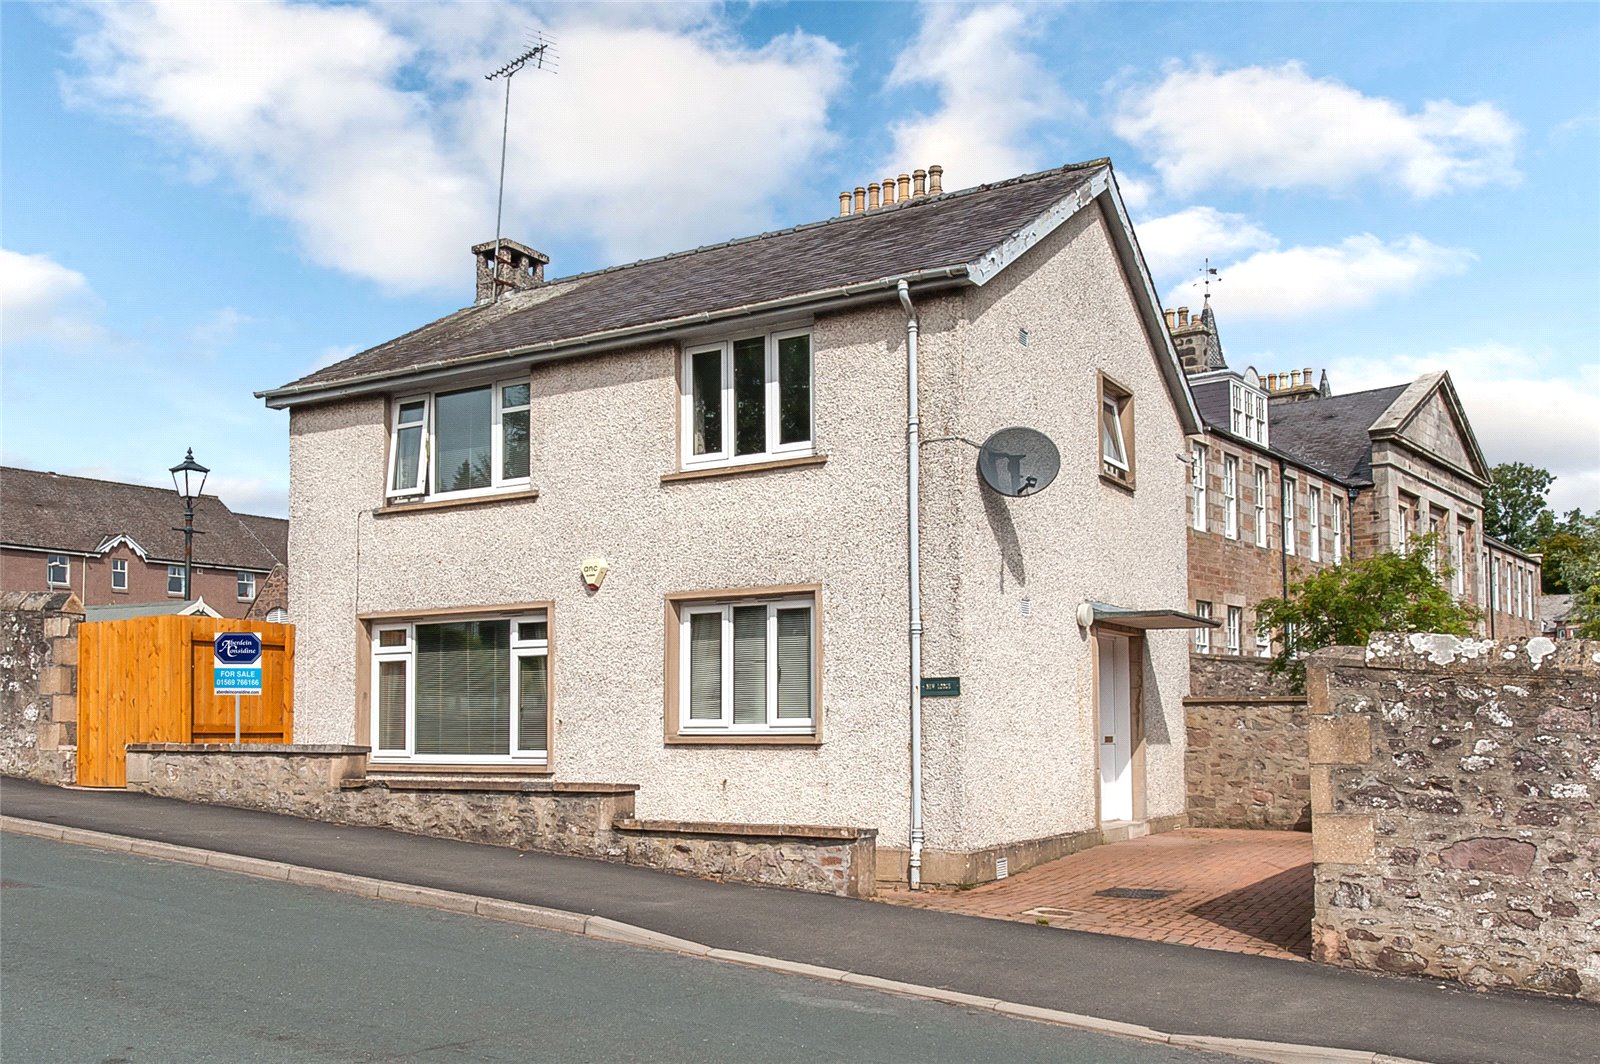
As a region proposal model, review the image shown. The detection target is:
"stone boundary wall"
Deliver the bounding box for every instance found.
[1186,655,1310,830]
[1308,633,1599,1002]
[124,744,876,897]
[1,591,82,785]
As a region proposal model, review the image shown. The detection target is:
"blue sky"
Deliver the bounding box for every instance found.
[4,1,1597,517]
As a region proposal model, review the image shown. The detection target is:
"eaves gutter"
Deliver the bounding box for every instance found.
[257,268,972,410]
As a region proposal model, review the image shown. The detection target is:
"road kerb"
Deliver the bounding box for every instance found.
[2,816,1404,1064]
[1,815,64,840]
[584,915,713,956]
[474,897,590,935]
[993,1001,1173,1044]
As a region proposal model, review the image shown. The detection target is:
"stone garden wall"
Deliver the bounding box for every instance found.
[0,591,81,785]
[1185,655,1311,830]
[1307,633,1599,1002]
[124,743,876,897]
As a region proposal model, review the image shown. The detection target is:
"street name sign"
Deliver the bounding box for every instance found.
[214,632,263,695]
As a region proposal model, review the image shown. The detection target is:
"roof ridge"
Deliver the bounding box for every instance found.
[230,510,286,566]
[0,465,219,498]
[496,158,1111,297]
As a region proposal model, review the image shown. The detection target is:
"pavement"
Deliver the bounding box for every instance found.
[885,828,1313,960]
[4,776,1596,1064]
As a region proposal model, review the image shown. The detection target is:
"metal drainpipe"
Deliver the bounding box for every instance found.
[1277,458,1289,600]
[897,279,925,891]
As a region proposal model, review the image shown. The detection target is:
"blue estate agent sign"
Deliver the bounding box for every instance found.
[214,632,263,695]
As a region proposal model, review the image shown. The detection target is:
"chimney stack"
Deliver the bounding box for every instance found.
[472,239,550,305]
[836,164,946,216]
[1264,367,1325,402]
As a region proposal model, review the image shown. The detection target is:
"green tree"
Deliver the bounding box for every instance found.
[1483,462,1554,552]
[1255,533,1478,688]
[1572,585,1600,639]
[1536,509,1600,595]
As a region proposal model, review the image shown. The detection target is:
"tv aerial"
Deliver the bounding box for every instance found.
[976,427,1061,498]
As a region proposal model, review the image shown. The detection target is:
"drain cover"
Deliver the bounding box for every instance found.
[1094,887,1176,900]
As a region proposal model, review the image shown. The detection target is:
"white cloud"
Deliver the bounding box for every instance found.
[1112,60,1519,198]
[61,0,848,294]
[879,4,1074,187]
[1176,234,1474,320]
[0,248,107,346]
[1113,172,1155,211]
[1326,344,1600,512]
[1135,206,1276,281]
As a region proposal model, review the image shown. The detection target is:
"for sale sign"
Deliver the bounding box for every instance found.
[214,632,263,695]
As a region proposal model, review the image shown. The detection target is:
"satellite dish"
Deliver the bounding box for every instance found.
[977,426,1060,498]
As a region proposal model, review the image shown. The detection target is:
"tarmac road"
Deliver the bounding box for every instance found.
[0,834,1242,1064]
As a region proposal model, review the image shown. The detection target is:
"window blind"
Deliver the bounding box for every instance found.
[517,654,548,753]
[434,386,492,492]
[731,605,767,724]
[688,613,722,720]
[415,621,509,756]
[775,607,811,719]
[378,660,407,751]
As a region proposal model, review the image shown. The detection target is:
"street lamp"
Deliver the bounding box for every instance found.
[169,449,209,602]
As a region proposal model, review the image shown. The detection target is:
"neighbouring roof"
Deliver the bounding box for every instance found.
[86,598,222,622]
[1265,384,1410,485]
[1188,376,1236,434]
[0,467,287,570]
[1540,594,1574,625]
[264,159,1144,401]
[1484,533,1542,564]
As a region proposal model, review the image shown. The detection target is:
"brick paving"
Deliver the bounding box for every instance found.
[884,829,1313,960]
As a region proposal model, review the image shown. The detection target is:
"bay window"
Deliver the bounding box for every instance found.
[681,329,812,469]
[387,378,532,500]
[371,611,550,763]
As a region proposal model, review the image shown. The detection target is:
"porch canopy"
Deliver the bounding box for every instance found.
[1077,601,1217,630]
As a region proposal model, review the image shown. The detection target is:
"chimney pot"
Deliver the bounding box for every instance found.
[913,169,927,196]
[929,164,943,194]
[1292,370,1302,386]
[854,186,867,214]
[1303,366,1313,382]
[1267,373,1277,389]
[881,177,896,205]
[839,191,851,217]
[898,173,912,200]
[1177,306,1190,326]
[868,183,881,210]
[1164,309,1176,330]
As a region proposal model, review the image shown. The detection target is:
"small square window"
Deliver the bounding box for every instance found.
[167,565,186,597]
[47,554,70,587]
[237,571,257,601]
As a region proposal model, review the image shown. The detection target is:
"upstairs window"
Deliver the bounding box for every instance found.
[1331,495,1345,564]
[1222,455,1239,540]
[1282,475,1297,556]
[1098,373,1135,487]
[1253,466,1270,548]
[387,378,532,500]
[46,553,70,587]
[682,330,812,470]
[1308,486,1322,562]
[111,558,128,592]
[1191,444,1207,532]
[1226,606,1243,655]
[237,571,257,601]
[167,565,186,597]
[1229,381,1268,446]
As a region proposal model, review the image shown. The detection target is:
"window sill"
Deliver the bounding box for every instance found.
[666,732,820,747]
[1099,471,1136,494]
[376,487,540,517]
[661,454,827,484]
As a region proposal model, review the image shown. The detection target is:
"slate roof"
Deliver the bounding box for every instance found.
[1265,385,1409,485]
[0,467,287,570]
[1189,377,1234,432]
[267,160,1111,398]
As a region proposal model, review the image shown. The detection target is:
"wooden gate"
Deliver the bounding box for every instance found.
[77,616,294,787]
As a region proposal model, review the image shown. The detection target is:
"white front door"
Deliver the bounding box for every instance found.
[1097,634,1134,822]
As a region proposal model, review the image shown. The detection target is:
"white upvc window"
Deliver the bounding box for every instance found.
[237,571,257,601]
[1191,444,1207,532]
[1331,494,1345,564]
[46,553,70,587]
[679,596,815,735]
[371,612,550,764]
[1101,395,1130,475]
[111,558,128,592]
[1308,486,1322,562]
[1254,467,1269,548]
[386,378,532,500]
[681,329,812,470]
[167,565,186,597]
[1222,456,1239,540]
[1282,475,1297,556]
[1193,601,1212,654]
[1226,606,1243,655]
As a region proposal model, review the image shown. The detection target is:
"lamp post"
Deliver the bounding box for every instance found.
[169,449,209,602]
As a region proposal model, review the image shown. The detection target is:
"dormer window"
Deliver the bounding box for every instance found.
[387,378,532,500]
[1229,381,1268,446]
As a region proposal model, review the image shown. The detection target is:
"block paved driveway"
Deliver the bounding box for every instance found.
[883,829,1313,960]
